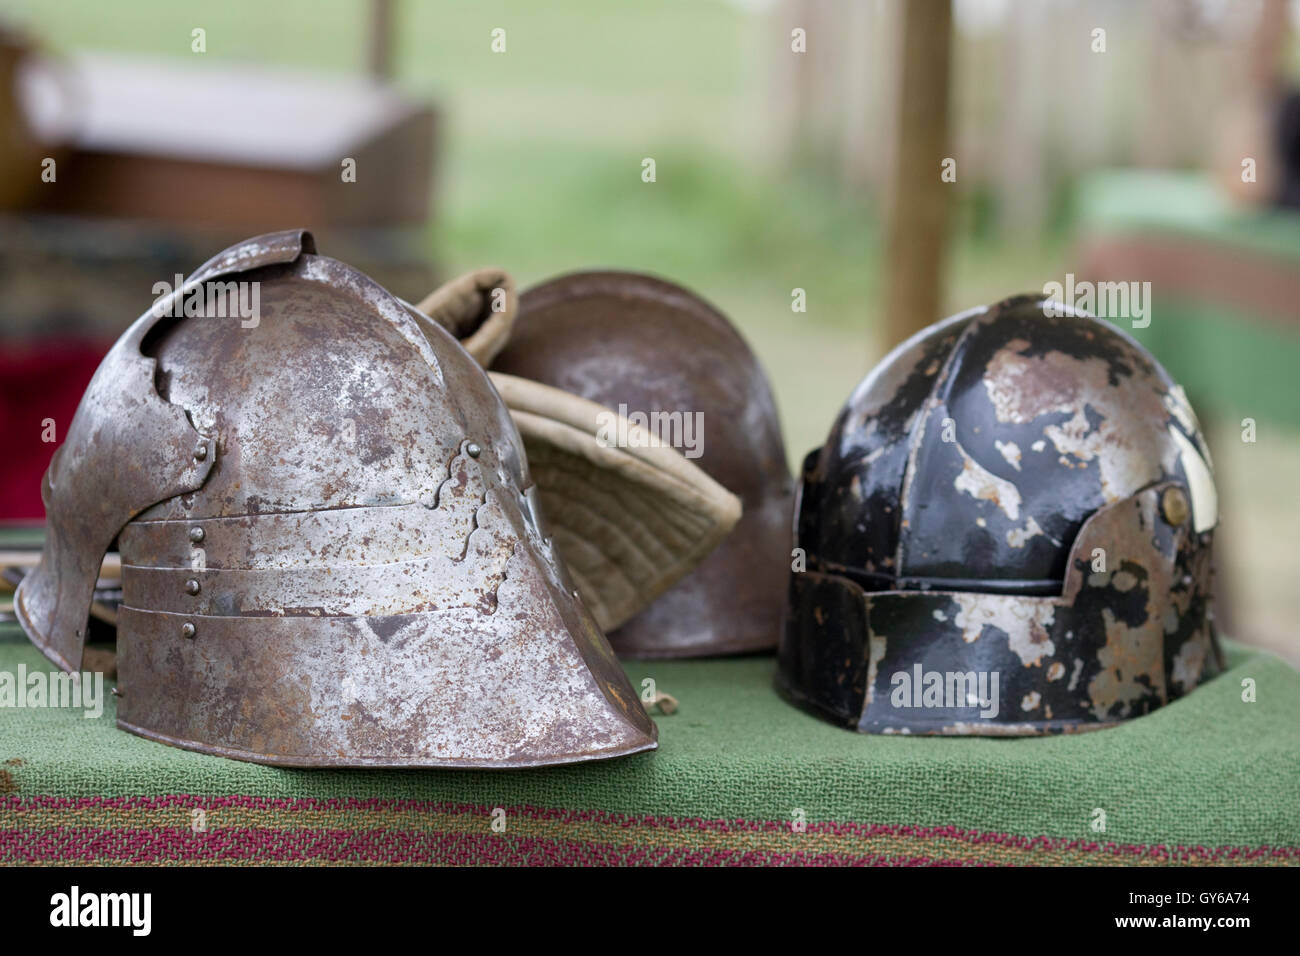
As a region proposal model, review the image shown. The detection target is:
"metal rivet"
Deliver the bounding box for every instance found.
[1161,487,1189,526]
[189,527,205,543]
[193,443,208,461]
[181,622,196,639]
[185,578,201,595]
[466,442,481,459]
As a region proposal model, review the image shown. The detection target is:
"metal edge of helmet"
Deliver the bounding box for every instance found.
[410,270,746,636]
[16,230,657,768]
[490,270,795,659]
[779,293,1225,735]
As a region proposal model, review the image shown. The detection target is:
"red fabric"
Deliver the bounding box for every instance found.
[0,341,109,520]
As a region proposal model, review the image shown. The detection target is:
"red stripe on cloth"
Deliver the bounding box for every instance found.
[0,827,988,866]
[2,795,1296,865]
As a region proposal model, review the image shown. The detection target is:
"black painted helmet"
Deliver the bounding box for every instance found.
[779,294,1223,735]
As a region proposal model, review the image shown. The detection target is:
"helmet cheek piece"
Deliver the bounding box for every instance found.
[779,480,1223,735]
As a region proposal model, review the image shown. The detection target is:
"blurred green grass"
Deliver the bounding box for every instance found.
[2,0,1069,458]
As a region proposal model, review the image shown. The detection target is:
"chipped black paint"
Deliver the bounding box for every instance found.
[780,296,1224,735]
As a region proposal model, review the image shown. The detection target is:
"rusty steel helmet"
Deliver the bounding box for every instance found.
[16,230,669,768]
[780,294,1224,735]
[488,271,794,658]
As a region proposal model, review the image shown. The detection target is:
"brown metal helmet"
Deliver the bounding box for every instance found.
[16,230,660,768]
[780,294,1224,734]
[489,271,794,658]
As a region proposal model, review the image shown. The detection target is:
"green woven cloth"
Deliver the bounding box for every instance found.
[1,621,1297,864]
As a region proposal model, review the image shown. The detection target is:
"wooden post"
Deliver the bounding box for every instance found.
[882,0,953,348]
[368,0,395,80]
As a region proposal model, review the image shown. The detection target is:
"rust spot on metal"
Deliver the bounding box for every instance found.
[953,443,1022,520]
